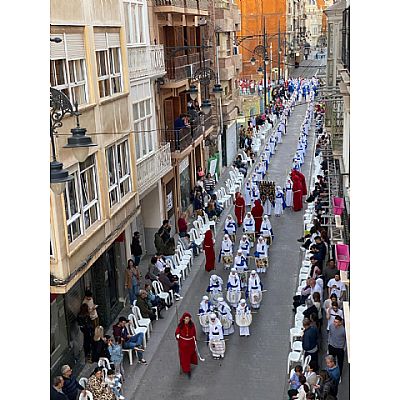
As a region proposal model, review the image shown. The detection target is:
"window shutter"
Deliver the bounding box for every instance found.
[94,32,107,51]
[65,33,86,60]
[107,32,121,48]
[50,34,66,59]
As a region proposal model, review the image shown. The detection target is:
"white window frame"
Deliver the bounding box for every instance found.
[95,33,123,98]
[50,33,88,105]
[132,95,155,161]
[106,139,132,208]
[63,155,101,244]
[123,0,148,46]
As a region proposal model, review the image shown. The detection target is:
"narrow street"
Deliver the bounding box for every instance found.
[130,67,323,400]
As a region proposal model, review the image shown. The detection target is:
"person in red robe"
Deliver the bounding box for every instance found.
[203,229,215,272]
[251,199,264,234]
[291,171,303,212]
[234,192,246,227]
[294,169,307,196]
[175,312,198,378]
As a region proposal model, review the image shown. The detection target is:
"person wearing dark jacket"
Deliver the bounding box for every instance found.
[91,326,110,363]
[159,268,182,301]
[302,318,319,369]
[50,376,69,400]
[154,231,165,255]
[314,369,338,400]
[163,237,176,258]
[77,303,93,362]
[158,220,171,243]
[61,365,85,400]
[130,231,143,265]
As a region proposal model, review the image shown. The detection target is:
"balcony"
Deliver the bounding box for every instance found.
[153,0,185,13]
[127,45,166,80]
[165,126,193,153]
[204,114,213,133]
[136,143,173,195]
[215,0,229,9]
[197,0,209,13]
[164,52,200,86]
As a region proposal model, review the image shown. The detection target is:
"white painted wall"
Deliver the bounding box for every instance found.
[226,121,238,166]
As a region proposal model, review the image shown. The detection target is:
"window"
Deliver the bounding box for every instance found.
[63,155,100,244]
[95,32,123,98]
[131,82,155,160]
[106,139,132,207]
[124,0,147,46]
[50,33,88,105]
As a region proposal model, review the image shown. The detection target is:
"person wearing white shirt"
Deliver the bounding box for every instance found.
[327,274,346,301]
[326,301,344,332]
[224,214,237,238]
[243,212,256,233]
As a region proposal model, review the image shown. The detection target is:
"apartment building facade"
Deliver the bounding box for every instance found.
[50,0,142,375]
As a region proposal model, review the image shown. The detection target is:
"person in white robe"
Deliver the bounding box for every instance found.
[220,234,233,270]
[274,186,286,216]
[247,270,264,309]
[261,153,269,173]
[236,299,251,337]
[254,236,268,273]
[264,146,271,163]
[260,214,273,242]
[244,182,252,207]
[250,184,260,206]
[216,297,234,336]
[224,214,237,239]
[234,249,248,289]
[208,313,225,359]
[226,267,242,308]
[198,295,212,334]
[276,126,282,144]
[263,194,273,216]
[256,162,265,180]
[269,135,276,154]
[243,212,256,234]
[285,178,293,208]
[206,274,223,305]
[238,235,251,257]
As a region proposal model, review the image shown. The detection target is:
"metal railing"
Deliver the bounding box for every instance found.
[197,0,209,10]
[136,143,172,194]
[154,0,185,6]
[165,127,192,152]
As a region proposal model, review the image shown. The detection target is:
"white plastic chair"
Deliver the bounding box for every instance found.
[289,327,303,347]
[173,253,189,279]
[79,390,93,400]
[203,212,216,232]
[189,228,203,247]
[219,187,232,206]
[177,242,193,258]
[291,340,303,352]
[287,351,303,374]
[128,313,149,343]
[298,272,309,285]
[98,357,111,370]
[302,355,311,371]
[176,243,193,267]
[296,305,307,314]
[229,171,242,190]
[133,305,152,333]
[152,280,173,308]
[165,258,184,285]
[192,220,205,240]
[78,377,88,389]
[225,180,237,195]
[196,216,209,235]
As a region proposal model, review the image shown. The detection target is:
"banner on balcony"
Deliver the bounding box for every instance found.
[208,153,220,177]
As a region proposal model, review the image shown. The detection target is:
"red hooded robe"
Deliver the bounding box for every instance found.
[203,230,215,272]
[234,192,246,226]
[294,169,307,196]
[251,199,264,233]
[290,171,303,211]
[175,312,198,373]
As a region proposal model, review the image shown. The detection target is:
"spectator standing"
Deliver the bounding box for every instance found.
[323,259,339,285]
[327,273,346,301]
[154,231,165,255]
[239,125,246,148]
[50,376,68,400]
[177,212,188,237]
[327,316,346,377]
[326,301,344,332]
[91,326,110,364]
[107,336,125,380]
[302,318,319,369]
[60,365,85,400]
[314,369,338,400]
[77,303,93,362]
[324,355,341,386]
[193,191,204,217]
[125,260,139,305]
[163,237,176,262]
[204,173,216,196]
[130,231,142,266]
[82,289,99,330]
[158,219,171,244]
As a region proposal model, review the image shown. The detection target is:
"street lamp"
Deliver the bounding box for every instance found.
[201,99,212,115]
[250,56,256,66]
[189,84,199,100]
[257,66,263,75]
[212,83,223,100]
[50,87,96,194]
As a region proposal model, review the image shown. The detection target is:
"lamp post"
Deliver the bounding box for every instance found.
[50,87,96,194]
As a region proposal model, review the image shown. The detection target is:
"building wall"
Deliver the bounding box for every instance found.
[239,0,287,80]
